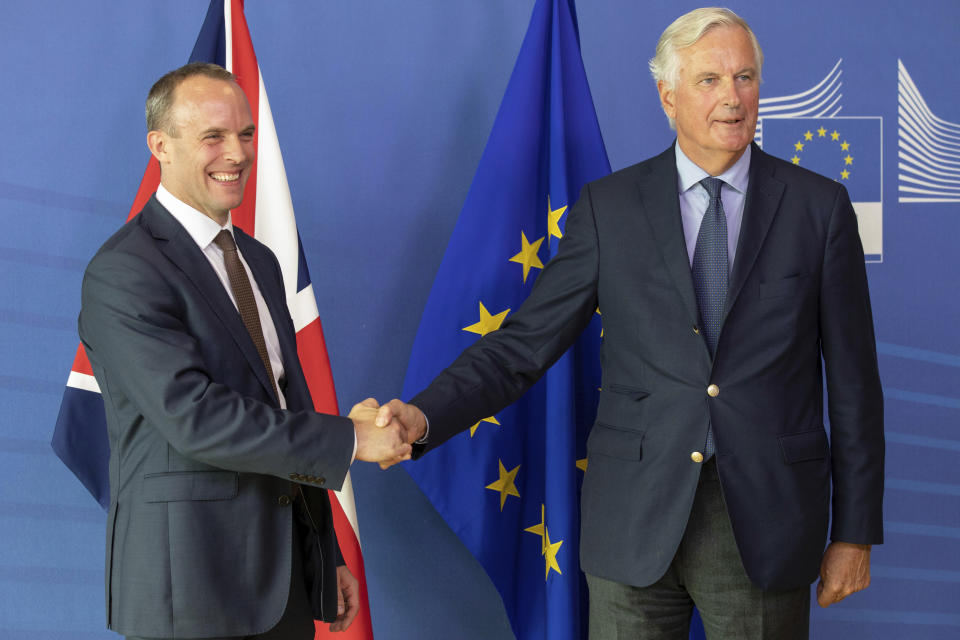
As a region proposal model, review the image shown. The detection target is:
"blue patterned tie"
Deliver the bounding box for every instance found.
[691,177,727,459]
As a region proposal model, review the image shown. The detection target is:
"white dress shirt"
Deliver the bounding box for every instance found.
[156,184,288,409]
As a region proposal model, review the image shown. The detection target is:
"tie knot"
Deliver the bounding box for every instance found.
[213,229,237,252]
[700,177,724,201]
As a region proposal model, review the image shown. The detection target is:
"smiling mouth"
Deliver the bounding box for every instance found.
[210,172,241,183]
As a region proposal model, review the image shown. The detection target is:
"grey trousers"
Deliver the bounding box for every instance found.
[586,459,811,640]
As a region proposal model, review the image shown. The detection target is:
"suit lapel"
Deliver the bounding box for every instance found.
[139,198,281,404]
[635,147,701,325]
[724,145,785,319]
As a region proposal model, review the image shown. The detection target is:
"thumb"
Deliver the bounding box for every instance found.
[375,402,396,427]
[359,397,379,409]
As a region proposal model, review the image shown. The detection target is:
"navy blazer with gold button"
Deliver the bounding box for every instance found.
[411,143,884,590]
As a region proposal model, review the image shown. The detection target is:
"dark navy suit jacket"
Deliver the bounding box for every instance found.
[79,196,355,637]
[412,144,884,590]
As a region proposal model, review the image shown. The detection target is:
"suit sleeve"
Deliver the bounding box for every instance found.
[412,183,602,452]
[79,246,355,490]
[818,185,885,545]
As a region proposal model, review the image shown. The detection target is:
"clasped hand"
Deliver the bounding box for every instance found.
[350,398,424,466]
[348,398,427,469]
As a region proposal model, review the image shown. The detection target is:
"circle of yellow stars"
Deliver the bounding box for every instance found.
[790,125,854,181]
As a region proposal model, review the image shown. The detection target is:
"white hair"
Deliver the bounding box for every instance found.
[649,7,764,129]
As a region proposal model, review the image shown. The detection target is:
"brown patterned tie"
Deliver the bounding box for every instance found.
[213,230,279,403]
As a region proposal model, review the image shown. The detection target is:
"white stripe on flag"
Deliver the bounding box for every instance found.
[254,71,303,304]
[67,370,101,394]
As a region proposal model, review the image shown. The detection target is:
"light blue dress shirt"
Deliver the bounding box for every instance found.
[675,143,752,271]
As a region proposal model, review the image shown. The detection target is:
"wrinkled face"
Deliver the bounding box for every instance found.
[149,76,255,223]
[658,25,759,174]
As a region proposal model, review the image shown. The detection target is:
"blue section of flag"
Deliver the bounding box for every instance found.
[51,386,111,509]
[401,1,609,637]
[761,117,882,201]
[50,0,227,510]
[189,0,226,66]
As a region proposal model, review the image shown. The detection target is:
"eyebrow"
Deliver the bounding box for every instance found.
[693,67,756,81]
[199,125,257,136]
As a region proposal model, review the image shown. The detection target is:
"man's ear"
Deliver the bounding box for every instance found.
[146,130,168,163]
[657,80,676,121]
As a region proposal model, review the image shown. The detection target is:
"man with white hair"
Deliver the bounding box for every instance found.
[380,8,884,638]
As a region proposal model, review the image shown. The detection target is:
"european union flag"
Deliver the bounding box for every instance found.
[761,116,883,260]
[401,1,609,637]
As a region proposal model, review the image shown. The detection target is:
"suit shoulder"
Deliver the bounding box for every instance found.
[87,213,155,265]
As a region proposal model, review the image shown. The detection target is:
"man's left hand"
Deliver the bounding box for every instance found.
[329,564,360,631]
[816,541,871,607]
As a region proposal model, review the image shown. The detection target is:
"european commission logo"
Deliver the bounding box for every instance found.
[756,61,883,262]
[897,60,960,204]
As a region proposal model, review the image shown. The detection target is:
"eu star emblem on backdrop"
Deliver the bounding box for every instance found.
[401,1,609,638]
[760,116,883,261]
[49,1,374,638]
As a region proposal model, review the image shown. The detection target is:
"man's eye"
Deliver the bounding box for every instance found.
[700,77,716,85]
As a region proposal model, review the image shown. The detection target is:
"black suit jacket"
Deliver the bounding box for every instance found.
[412,144,884,590]
[79,196,355,637]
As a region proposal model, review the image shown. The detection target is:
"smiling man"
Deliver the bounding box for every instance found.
[378,8,884,639]
[79,62,411,639]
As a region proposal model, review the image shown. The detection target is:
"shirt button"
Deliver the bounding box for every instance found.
[691,451,704,463]
[707,384,720,397]
[278,494,291,506]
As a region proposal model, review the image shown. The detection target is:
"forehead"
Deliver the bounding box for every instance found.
[170,76,252,123]
[678,25,755,72]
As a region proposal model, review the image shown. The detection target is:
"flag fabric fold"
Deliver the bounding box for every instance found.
[402,1,610,637]
[50,2,373,637]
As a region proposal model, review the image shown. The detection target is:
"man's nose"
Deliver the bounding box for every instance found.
[223,134,250,164]
[721,77,741,108]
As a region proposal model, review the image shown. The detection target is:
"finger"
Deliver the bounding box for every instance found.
[817,580,841,608]
[375,404,394,427]
[341,579,360,630]
[359,397,379,409]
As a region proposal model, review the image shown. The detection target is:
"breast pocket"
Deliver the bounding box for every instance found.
[759,274,811,299]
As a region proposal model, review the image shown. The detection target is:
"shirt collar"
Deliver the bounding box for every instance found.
[155,184,234,250]
[675,142,751,195]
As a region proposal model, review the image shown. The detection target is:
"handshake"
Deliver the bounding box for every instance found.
[349,398,428,469]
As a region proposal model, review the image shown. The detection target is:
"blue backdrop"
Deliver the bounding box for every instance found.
[1,1,957,638]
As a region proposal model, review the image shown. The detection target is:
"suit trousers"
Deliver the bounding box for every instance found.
[126,509,315,640]
[586,459,811,640]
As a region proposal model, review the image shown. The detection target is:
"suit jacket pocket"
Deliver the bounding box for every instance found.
[759,274,810,299]
[595,384,649,430]
[587,425,643,461]
[778,427,829,464]
[143,470,239,502]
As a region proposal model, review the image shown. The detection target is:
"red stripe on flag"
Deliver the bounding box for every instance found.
[128,158,162,222]
[227,0,260,237]
[314,497,375,638]
[296,318,340,414]
[298,319,375,638]
[71,344,94,377]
